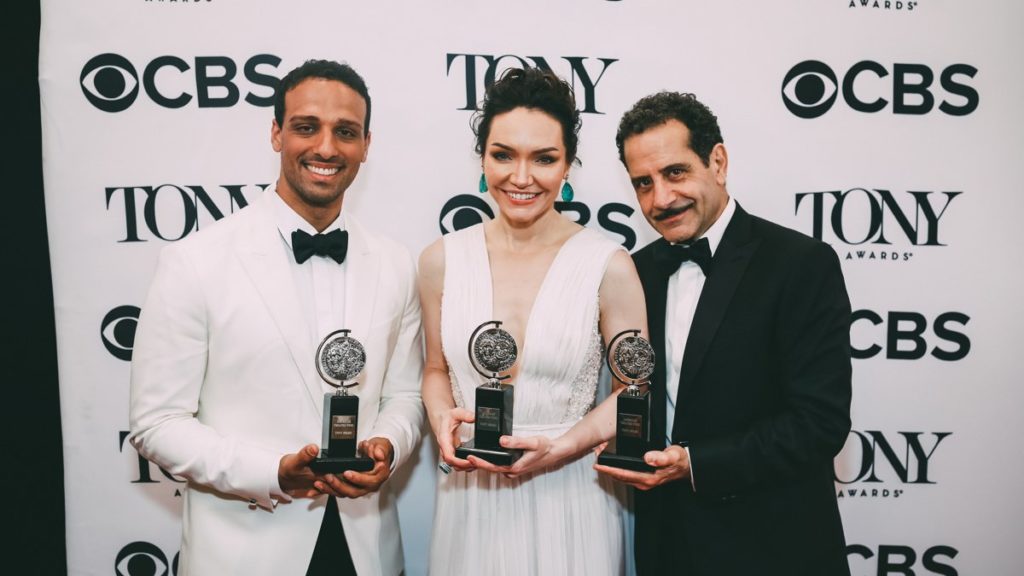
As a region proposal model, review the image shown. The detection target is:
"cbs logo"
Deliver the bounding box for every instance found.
[80,53,281,113]
[851,310,969,361]
[846,544,957,576]
[115,541,178,576]
[101,305,140,361]
[438,194,637,250]
[438,195,495,235]
[782,60,977,118]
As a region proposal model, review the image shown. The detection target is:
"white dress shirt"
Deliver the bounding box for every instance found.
[270,189,348,351]
[266,190,350,500]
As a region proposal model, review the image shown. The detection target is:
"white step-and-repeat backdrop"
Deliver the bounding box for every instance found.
[40,1,1022,574]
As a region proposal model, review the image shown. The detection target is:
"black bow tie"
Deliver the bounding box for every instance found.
[653,237,713,276]
[291,229,348,264]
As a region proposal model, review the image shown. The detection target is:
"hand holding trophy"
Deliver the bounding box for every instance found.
[310,329,374,473]
[454,320,522,466]
[597,329,656,472]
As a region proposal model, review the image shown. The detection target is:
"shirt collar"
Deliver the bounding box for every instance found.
[270,185,346,250]
[696,196,735,257]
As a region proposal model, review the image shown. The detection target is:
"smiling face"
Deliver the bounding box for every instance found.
[482,107,569,226]
[271,78,370,225]
[624,119,729,243]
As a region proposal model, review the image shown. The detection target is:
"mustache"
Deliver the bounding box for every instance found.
[653,203,691,221]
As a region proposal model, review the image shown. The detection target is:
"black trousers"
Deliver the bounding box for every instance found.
[306,496,357,576]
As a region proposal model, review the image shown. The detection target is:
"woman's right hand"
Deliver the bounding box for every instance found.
[434,407,477,472]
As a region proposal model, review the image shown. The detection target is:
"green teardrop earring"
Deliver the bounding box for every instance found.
[479,173,488,193]
[560,180,575,202]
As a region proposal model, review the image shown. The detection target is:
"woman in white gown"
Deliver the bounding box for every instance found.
[419,68,647,576]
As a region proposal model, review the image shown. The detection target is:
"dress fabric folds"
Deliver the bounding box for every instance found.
[429,224,625,576]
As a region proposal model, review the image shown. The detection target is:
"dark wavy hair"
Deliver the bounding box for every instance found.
[473,67,582,164]
[615,92,723,166]
[274,59,371,136]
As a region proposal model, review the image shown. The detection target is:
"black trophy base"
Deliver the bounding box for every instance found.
[455,439,523,466]
[310,451,374,474]
[597,450,655,472]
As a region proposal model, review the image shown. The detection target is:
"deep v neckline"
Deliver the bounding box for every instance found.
[479,225,586,372]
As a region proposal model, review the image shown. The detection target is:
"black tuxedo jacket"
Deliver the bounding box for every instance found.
[632,204,852,576]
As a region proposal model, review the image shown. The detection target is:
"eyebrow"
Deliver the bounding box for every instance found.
[661,162,691,174]
[288,115,363,129]
[490,142,561,155]
[629,162,692,187]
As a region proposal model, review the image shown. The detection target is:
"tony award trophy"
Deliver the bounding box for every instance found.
[454,320,522,466]
[310,329,374,473]
[597,329,656,472]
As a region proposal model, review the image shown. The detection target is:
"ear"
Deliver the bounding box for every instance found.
[271,119,283,153]
[709,143,728,186]
[361,131,372,162]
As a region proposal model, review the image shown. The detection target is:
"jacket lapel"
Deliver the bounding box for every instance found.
[637,241,671,448]
[343,217,380,362]
[675,205,760,405]
[235,194,322,415]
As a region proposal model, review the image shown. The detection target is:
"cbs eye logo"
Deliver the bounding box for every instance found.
[781,60,838,119]
[115,541,178,576]
[438,194,495,234]
[81,54,140,113]
[101,305,141,361]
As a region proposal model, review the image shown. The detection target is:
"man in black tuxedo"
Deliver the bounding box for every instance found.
[595,92,852,575]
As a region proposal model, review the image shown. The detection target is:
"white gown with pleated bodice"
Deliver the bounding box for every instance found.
[428,223,626,576]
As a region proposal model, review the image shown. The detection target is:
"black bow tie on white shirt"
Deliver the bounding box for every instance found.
[291,229,348,264]
[653,237,713,276]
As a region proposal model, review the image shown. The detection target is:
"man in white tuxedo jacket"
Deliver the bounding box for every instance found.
[129,60,424,576]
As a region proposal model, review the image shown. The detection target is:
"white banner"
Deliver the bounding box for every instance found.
[40,1,1023,574]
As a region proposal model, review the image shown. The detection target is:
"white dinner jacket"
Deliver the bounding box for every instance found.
[129,191,424,576]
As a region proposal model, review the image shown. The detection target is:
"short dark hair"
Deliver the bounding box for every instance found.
[473,67,582,164]
[274,59,371,136]
[615,92,723,166]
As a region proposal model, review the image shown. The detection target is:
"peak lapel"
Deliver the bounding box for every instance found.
[343,218,380,356]
[637,240,671,447]
[234,195,322,417]
[675,206,760,405]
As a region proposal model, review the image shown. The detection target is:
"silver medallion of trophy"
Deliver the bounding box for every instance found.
[455,320,522,465]
[598,329,657,472]
[310,329,374,473]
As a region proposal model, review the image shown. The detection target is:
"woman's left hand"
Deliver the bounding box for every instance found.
[467,435,574,479]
